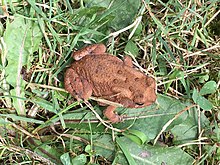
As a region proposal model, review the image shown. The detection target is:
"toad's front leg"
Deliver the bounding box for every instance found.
[64,67,92,100]
[73,44,107,60]
[104,105,123,123]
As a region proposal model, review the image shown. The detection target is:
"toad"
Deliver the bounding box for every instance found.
[64,44,156,123]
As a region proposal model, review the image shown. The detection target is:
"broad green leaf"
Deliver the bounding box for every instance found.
[85,0,140,30]
[116,137,137,165]
[85,145,92,154]
[125,41,139,57]
[60,153,72,165]
[4,16,42,87]
[199,81,217,95]
[4,16,42,115]
[94,135,194,164]
[115,94,189,140]
[192,88,213,110]
[128,130,148,144]
[171,120,197,143]
[71,154,87,165]
[93,135,115,159]
[171,109,209,143]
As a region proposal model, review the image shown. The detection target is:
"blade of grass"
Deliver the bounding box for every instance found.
[26,0,47,19]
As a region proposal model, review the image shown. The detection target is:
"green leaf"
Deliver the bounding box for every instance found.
[165,69,189,94]
[192,88,213,110]
[116,137,137,165]
[118,137,194,164]
[85,145,92,154]
[4,16,42,87]
[0,21,3,36]
[4,16,42,115]
[85,0,140,30]
[125,41,139,57]
[32,97,56,113]
[123,134,143,146]
[131,23,143,36]
[115,94,189,140]
[94,135,194,164]
[199,81,217,95]
[0,114,44,124]
[171,109,209,143]
[199,75,210,83]
[10,89,26,115]
[60,153,72,165]
[93,135,115,159]
[123,129,149,145]
[71,154,87,165]
[26,0,47,19]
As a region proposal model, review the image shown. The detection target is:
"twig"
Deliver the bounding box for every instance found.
[183,44,220,58]
[197,106,202,160]
[84,100,124,132]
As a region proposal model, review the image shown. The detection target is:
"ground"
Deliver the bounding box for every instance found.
[0,0,219,164]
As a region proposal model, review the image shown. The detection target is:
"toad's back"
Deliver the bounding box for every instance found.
[70,54,146,97]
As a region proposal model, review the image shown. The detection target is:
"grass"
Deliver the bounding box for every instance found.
[0,0,220,164]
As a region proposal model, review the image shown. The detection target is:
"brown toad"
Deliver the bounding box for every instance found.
[64,44,156,123]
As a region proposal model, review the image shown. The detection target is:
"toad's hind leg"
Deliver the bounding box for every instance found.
[64,68,92,100]
[73,44,106,60]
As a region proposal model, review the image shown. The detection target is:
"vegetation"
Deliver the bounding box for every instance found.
[0,0,219,164]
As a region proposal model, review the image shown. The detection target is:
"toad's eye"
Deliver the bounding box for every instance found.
[134,94,144,106]
[135,102,144,106]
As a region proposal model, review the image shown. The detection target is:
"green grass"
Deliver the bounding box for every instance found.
[0,0,219,164]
